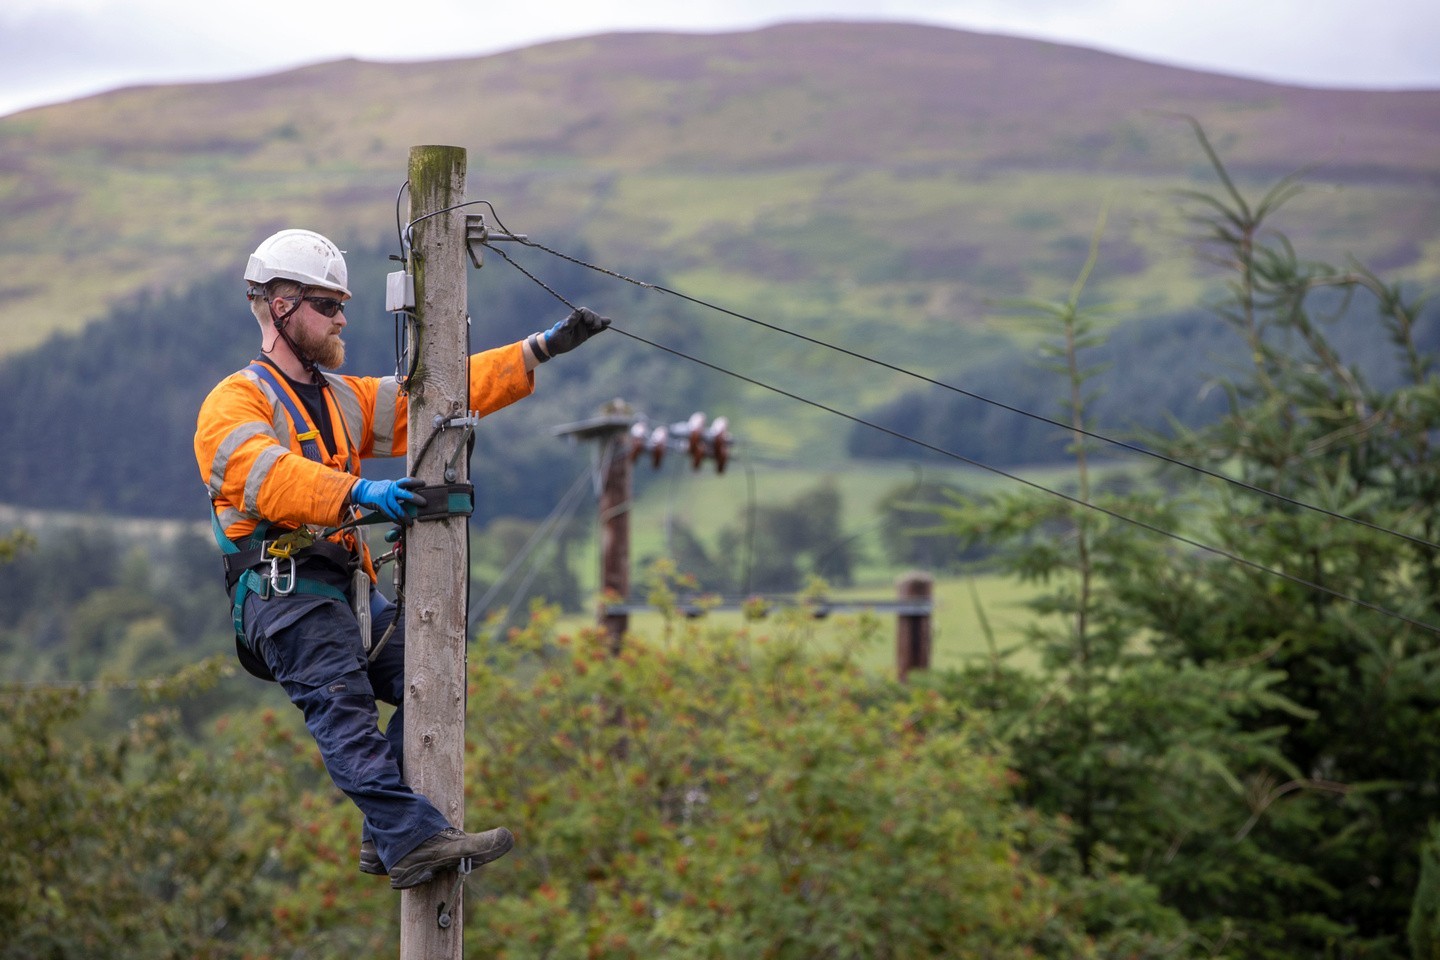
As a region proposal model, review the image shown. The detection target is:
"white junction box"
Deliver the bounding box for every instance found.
[386,270,415,312]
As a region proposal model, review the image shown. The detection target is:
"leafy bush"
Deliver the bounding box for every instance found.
[0,659,293,960]
[1,604,1172,958]
[442,597,1167,959]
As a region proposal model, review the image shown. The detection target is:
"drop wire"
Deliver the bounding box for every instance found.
[484,227,1440,555]
[479,235,1440,637]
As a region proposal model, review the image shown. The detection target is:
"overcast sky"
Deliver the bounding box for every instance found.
[2,0,1436,118]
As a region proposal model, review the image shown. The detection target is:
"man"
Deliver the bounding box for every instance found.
[194,228,608,889]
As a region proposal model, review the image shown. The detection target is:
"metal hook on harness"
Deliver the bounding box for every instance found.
[265,554,297,596]
[266,529,315,559]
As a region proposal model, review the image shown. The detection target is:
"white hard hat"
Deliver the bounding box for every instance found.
[244,228,351,297]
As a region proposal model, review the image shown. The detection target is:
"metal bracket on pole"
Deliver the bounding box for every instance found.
[436,857,473,929]
[464,214,528,268]
[433,411,480,483]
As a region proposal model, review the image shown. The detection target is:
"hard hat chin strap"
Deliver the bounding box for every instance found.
[263,292,324,384]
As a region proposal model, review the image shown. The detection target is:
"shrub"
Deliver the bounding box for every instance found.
[457,604,1091,958]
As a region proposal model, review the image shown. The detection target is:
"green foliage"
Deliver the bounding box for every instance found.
[746,480,860,590]
[8,583,1176,958]
[646,479,862,596]
[451,605,1097,959]
[0,666,408,958]
[0,527,232,687]
[1411,823,1440,960]
[930,123,1440,957]
[0,661,288,960]
[1150,120,1440,957]
[472,514,587,618]
[875,477,987,573]
[923,214,1290,956]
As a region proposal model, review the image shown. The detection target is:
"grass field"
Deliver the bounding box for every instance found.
[511,456,1069,678]
[541,570,1047,680]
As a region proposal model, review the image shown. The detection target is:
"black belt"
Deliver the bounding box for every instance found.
[222,536,356,591]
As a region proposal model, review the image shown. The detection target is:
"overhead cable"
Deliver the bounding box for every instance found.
[483,229,1440,555]
[612,325,1440,637]
[470,461,595,638]
[477,232,1440,637]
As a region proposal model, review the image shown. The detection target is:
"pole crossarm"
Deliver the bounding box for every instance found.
[601,599,934,617]
[553,412,638,441]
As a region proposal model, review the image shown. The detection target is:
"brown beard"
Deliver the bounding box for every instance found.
[291,323,346,370]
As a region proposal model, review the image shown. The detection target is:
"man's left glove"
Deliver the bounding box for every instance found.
[528,307,611,362]
[350,477,427,522]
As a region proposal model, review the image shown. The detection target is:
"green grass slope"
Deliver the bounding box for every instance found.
[2,20,1437,358]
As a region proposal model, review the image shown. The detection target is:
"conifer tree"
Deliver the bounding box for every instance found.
[936,121,1439,958]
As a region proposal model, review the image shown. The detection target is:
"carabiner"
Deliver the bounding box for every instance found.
[267,555,297,596]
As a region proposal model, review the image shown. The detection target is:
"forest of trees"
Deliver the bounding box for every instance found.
[848,291,1440,469]
[3,134,1440,957]
[0,242,709,525]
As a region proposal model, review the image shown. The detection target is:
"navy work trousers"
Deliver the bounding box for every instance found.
[242,587,450,870]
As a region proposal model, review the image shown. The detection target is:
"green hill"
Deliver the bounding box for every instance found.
[1,21,1437,521]
[2,21,1437,358]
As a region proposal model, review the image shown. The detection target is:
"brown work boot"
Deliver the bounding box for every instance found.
[359,838,386,876]
[388,826,514,890]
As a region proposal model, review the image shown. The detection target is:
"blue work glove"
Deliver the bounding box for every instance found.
[528,307,611,362]
[350,477,427,522]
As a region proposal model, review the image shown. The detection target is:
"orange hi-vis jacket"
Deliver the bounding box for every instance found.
[195,343,535,573]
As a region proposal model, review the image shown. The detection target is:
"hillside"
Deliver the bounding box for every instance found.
[1,20,1438,522]
[2,20,1438,359]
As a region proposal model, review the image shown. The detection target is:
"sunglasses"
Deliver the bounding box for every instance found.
[302,296,346,318]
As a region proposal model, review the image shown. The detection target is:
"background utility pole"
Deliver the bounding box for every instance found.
[555,401,636,652]
[401,144,469,960]
[557,403,737,653]
[600,425,632,653]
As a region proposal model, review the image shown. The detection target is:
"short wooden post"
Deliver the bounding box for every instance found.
[895,571,933,682]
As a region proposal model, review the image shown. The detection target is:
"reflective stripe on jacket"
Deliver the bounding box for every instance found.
[195,342,535,549]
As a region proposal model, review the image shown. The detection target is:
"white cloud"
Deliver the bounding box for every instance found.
[1003,0,1440,88]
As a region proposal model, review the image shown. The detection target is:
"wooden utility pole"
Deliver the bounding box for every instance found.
[599,425,632,653]
[401,144,470,960]
[554,401,636,651]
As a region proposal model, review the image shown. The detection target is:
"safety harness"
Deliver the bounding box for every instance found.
[211,359,474,680]
[208,361,359,679]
